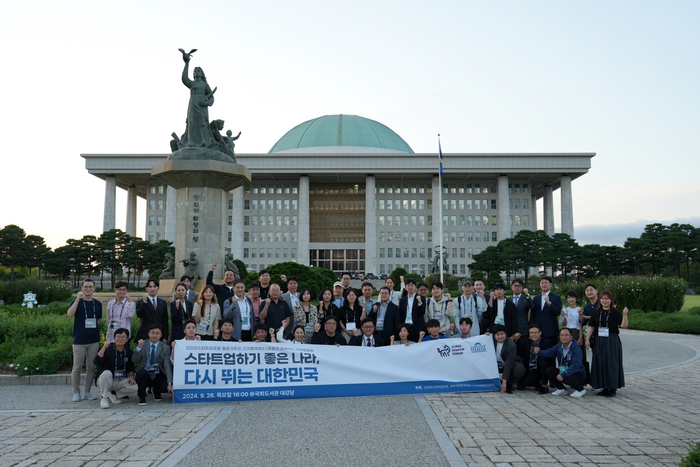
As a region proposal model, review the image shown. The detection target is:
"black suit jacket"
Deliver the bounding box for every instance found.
[493,337,523,382]
[529,292,562,339]
[510,294,535,337]
[485,298,518,337]
[135,297,169,342]
[169,299,195,342]
[399,294,426,333]
[349,333,386,347]
[516,335,555,371]
[367,301,400,345]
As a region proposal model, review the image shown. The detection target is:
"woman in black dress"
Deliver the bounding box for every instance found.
[585,290,628,397]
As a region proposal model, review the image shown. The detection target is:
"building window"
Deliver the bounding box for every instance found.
[156,216,162,226]
[251,248,257,258]
[149,200,155,210]
[245,216,250,226]
[459,200,464,210]
[244,232,250,242]
[450,200,456,210]
[292,232,297,241]
[158,185,164,194]
[475,216,481,226]
[244,248,249,258]
[491,216,497,225]
[156,199,163,210]
[388,248,393,258]
[292,200,298,210]
[523,184,528,193]
[460,264,466,274]
[427,199,432,209]
[148,232,154,242]
[419,199,425,209]
[460,232,465,242]
[275,232,281,242]
[509,199,513,209]
[523,199,529,209]
[148,215,154,226]
[291,248,297,258]
[283,248,289,258]
[380,248,385,258]
[228,232,232,241]
[283,232,289,242]
[483,215,489,225]
[244,200,249,209]
[228,216,233,226]
[420,248,426,258]
[492,232,497,242]
[419,231,425,242]
[428,231,432,242]
[476,232,481,242]
[467,200,472,209]
[150,186,156,194]
[292,216,297,226]
[523,215,529,226]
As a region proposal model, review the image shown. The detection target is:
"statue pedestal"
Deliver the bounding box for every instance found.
[151,158,251,281]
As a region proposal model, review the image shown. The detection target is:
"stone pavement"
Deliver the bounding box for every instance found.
[0,329,698,467]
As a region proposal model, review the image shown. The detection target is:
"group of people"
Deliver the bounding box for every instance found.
[67,270,628,407]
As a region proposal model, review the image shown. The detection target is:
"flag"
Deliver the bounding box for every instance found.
[438,135,444,177]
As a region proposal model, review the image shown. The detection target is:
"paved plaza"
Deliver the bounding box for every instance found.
[1,329,699,466]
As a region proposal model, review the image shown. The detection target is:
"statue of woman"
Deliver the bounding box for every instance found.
[159,253,176,280]
[179,53,215,148]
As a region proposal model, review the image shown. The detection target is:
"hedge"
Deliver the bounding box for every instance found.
[0,279,72,305]
[555,276,687,313]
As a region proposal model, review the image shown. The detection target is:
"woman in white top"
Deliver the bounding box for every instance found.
[384,276,405,306]
[561,290,583,341]
[193,285,221,340]
[271,325,309,344]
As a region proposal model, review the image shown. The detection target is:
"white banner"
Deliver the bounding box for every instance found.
[172,335,500,403]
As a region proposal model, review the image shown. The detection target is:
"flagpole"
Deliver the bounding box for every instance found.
[438,134,444,285]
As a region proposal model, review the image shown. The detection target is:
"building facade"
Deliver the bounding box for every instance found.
[83,114,594,276]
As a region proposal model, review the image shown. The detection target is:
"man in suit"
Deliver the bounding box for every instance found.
[368,286,400,345]
[492,324,525,394]
[135,278,169,343]
[206,264,235,307]
[510,278,534,337]
[133,323,173,405]
[529,276,562,343]
[473,278,490,334]
[516,323,555,393]
[223,279,257,341]
[180,275,198,304]
[398,279,426,335]
[280,276,300,335]
[485,283,518,338]
[349,318,386,347]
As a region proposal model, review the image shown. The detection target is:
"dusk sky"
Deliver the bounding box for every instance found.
[1,1,698,248]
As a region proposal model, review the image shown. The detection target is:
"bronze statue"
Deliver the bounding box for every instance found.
[159,253,175,280]
[224,252,240,280]
[180,252,200,288]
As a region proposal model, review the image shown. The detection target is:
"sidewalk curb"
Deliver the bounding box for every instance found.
[0,374,85,386]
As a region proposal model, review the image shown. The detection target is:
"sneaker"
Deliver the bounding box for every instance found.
[100,398,110,409]
[538,386,549,395]
[153,392,162,402]
[138,397,147,406]
[72,393,81,402]
[570,389,587,398]
[552,389,567,396]
[108,393,122,404]
[82,392,96,401]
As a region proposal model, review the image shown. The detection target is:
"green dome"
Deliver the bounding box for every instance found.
[268,114,414,154]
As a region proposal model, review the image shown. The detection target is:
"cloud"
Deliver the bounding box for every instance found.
[575,217,700,246]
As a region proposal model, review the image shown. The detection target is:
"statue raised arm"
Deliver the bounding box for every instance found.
[178,49,216,149]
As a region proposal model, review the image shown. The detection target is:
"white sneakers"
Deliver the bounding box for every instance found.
[570,389,587,398]
[552,389,567,396]
[108,393,122,404]
[100,398,110,409]
[82,392,96,401]
[72,393,81,402]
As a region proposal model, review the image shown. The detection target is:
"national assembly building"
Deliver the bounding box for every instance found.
[82,114,594,277]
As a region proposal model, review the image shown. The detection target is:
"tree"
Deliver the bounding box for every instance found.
[0,224,29,281]
[142,240,175,277]
[470,246,502,276]
[232,259,248,281]
[551,233,578,281]
[97,229,130,288]
[389,267,408,290]
[24,234,50,278]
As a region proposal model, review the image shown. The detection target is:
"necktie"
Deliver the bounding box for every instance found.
[514,295,519,306]
[149,344,156,380]
[151,298,156,309]
[366,337,371,347]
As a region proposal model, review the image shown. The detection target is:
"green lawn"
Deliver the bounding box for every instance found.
[682,294,700,312]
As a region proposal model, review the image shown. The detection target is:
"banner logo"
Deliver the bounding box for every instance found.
[437,345,451,357]
[470,343,487,353]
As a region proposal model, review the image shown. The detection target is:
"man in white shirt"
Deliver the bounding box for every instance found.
[453,279,487,336]
[281,276,300,313]
[399,279,426,334]
[223,280,256,341]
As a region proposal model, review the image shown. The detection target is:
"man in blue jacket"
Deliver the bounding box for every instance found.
[529,276,562,343]
[535,327,586,398]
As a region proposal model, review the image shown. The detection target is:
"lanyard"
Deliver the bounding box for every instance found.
[114,347,128,370]
[113,299,126,321]
[82,300,95,319]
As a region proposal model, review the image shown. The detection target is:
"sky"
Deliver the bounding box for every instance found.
[1,1,698,249]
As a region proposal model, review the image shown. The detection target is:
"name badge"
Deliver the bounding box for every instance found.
[114,370,126,380]
[304,324,314,333]
[241,316,249,326]
[346,322,356,331]
[110,320,121,329]
[494,316,505,326]
[85,318,97,329]
[198,320,210,332]
[147,363,160,375]
[434,313,444,323]
[529,359,537,370]
[559,365,568,374]
[598,328,610,338]
[376,318,384,332]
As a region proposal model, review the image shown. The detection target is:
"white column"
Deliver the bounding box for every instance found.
[543,185,555,236]
[298,176,310,266]
[231,187,244,260]
[560,175,574,238]
[531,194,538,231]
[103,176,116,232]
[431,175,440,259]
[125,186,137,237]
[165,186,177,243]
[364,175,377,275]
[497,175,510,241]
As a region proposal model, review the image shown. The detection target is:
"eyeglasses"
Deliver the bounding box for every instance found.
[114,335,128,339]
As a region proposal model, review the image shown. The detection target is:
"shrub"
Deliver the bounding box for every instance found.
[556,276,687,313]
[678,438,700,467]
[688,307,700,316]
[627,312,700,334]
[13,337,73,376]
[0,279,72,305]
[244,262,336,299]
